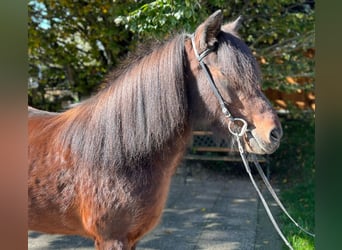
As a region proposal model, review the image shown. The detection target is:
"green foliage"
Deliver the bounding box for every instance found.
[28,0,139,110]
[114,0,204,37]
[28,0,315,112]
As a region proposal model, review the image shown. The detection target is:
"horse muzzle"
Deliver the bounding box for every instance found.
[245,126,282,155]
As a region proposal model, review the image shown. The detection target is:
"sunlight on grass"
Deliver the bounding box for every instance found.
[290,234,315,250]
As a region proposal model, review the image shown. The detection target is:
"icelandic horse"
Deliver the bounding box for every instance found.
[28,10,282,249]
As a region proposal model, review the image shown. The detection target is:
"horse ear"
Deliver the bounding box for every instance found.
[194,10,223,51]
[222,16,243,34]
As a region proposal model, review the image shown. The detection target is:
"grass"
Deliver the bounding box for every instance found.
[269,113,315,249]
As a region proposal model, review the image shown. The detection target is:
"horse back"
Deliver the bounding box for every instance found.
[28,106,58,117]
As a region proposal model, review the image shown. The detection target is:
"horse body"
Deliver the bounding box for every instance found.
[28,104,192,248]
[28,10,282,249]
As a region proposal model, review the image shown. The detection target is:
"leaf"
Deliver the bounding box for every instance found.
[28,0,315,113]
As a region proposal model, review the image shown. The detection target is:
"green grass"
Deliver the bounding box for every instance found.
[269,113,315,250]
[280,180,315,249]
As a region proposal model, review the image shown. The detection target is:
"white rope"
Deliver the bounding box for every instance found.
[235,136,294,250]
[251,154,315,237]
[228,123,315,249]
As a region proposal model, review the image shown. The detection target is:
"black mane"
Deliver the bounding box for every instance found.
[56,34,188,171]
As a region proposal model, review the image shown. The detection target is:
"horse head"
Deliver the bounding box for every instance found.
[186,10,282,154]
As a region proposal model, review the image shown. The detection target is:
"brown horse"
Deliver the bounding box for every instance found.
[28,10,282,250]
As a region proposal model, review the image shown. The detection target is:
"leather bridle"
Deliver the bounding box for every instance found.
[190,34,248,137]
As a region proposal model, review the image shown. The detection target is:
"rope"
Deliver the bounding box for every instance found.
[235,136,294,250]
[232,131,315,249]
[251,155,315,237]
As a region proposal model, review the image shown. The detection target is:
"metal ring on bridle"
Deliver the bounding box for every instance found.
[228,118,248,137]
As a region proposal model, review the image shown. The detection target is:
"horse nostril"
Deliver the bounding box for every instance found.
[270,127,282,142]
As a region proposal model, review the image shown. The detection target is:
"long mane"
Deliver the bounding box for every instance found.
[54,34,188,170]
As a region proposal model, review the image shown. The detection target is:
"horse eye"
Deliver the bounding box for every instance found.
[208,41,219,52]
[212,41,219,51]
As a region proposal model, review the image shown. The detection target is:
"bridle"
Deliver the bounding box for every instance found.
[190,34,232,119]
[190,35,248,139]
[190,34,314,249]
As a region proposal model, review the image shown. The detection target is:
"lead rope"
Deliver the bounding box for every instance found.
[251,154,316,238]
[228,119,294,250]
[229,118,317,249]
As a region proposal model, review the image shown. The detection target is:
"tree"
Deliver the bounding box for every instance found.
[28,0,139,110]
[28,0,315,112]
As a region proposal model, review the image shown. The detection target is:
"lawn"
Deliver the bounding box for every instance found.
[269,113,315,250]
